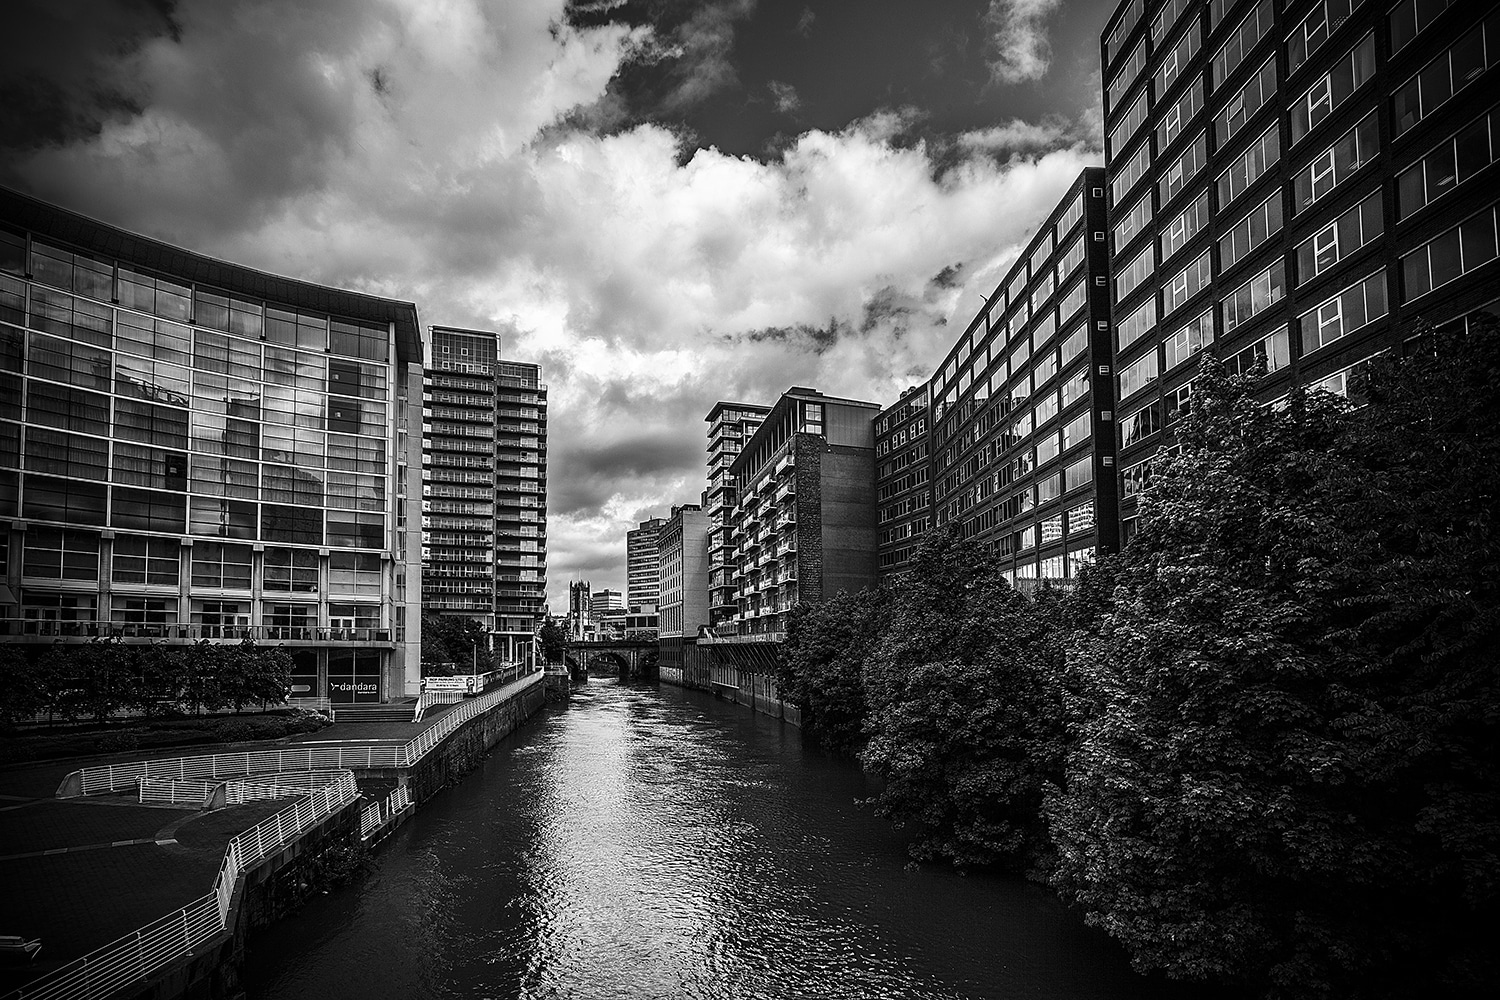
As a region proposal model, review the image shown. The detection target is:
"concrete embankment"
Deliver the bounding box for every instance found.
[4,674,547,1000]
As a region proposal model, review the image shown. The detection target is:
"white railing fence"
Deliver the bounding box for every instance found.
[10,771,358,1000]
[137,778,214,808]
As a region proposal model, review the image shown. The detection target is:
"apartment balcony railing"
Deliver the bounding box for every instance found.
[774,454,795,476]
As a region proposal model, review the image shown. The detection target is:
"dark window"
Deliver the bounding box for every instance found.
[263,503,322,545]
[111,486,186,533]
[22,474,108,525]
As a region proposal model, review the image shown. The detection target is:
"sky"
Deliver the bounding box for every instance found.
[0,0,1117,611]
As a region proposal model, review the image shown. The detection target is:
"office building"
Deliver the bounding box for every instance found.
[0,187,423,702]
[722,387,881,640]
[657,502,710,680]
[625,516,664,610]
[917,168,1118,584]
[422,326,547,664]
[704,401,770,627]
[874,385,932,579]
[1100,0,1500,534]
[589,588,624,623]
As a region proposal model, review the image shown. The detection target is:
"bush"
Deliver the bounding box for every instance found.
[95,731,142,753]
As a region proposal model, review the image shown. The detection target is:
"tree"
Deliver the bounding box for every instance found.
[776,587,888,755]
[538,616,568,665]
[1048,339,1500,999]
[860,524,1068,870]
[421,611,493,675]
[0,646,48,727]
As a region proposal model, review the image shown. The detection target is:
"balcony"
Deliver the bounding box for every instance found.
[0,619,395,645]
[774,482,796,504]
[774,454,795,477]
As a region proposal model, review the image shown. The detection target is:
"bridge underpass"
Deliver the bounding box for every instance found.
[562,639,657,682]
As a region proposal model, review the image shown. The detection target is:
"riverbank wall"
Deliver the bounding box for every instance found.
[15,675,546,1000]
[659,641,801,727]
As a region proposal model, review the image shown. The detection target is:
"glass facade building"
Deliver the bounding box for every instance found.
[1101,0,1500,533]
[0,187,424,703]
[421,326,547,665]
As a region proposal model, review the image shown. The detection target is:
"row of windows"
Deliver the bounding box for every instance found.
[0,234,391,361]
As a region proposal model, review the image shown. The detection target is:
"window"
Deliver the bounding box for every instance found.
[188,497,257,539]
[1119,349,1160,400]
[1215,57,1277,147]
[22,527,100,581]
[1063,412,1091,451]
[1290,33,1375,144]
[1225,326,1291,376]
[1162,250,1212,316]
[1294,110,1379,212]
[1310,354,1379,401]
[1121,401,1164,447]
[1059,280,1088,325]
[1224,262,1287,334]
[1116,246,1154,301]
[22,475,108,525]
[1105,0,1145,65]
[1152,0,1193,44]
[1157,78,1205,152]
[1155,19,1202,96]
[1160,134,1208,206]
[112,536,179,586]
[1113,193,1154,253]
[29,287,112,348]
[1058,193,1085,238]
[329,552,382,597]
[1058,235,1086,279]
[113,442,189,491]
[1164,310,1212,370]
[115,312,191,365]
[1160,190,1209,264]
[1112,142,1153,204]
[24,427,108,482]
[1401,204,1500,302]
[327,511,384,549]
[1397,106,1500,220]
[26,382,110,437]
[28,242,113,301]
[1109,92,1151,158]
[1217,125,1280,209]
[1117,299,1157,351]
[190,542,253,590]
[112,487,186,533]
[1295,191,1383,284]
[1212,0,1275,86]
[1108,37,1150,113]
[265,548,320,593]
[1390,0,1458,53]
[1393,15,1500,137]
[1301,270,1389,353]
[1289,0,1359,75]
[1219,193,1283,273]
[263,504,323,545]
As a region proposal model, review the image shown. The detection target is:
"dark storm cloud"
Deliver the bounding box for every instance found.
[552,432,704,516]
[0,0,175,160]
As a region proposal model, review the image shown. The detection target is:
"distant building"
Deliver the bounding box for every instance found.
[1099,0,1500,539]
[422,326,547,663]
[0,187,422,703]
[567,580,592,641]
[589,588,624,623]
[657,502,710,682]
[722,387,881,641]
[599,607,659,640]
[626,516,665,610]
[704,401,770,628]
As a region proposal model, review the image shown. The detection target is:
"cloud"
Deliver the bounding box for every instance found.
[768,79,800,114]
[957,116,1075,155]
[983,0,1063,84]
[2,0,1092,612]
[795,7,815,38]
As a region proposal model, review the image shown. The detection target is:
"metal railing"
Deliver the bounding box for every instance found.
[359,784,413,839]
[59,669,545,797]
[138,778,214,807]
[9,772,358,1000]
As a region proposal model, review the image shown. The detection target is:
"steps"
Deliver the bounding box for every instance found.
[330,702,417,724]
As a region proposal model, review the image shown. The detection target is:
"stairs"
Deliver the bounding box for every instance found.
[330,701,417,724]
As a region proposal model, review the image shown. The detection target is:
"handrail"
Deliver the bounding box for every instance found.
[8,772,358,1000]
[58,669,544,797]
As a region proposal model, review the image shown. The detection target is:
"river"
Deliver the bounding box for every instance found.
[244,679,1206,1000]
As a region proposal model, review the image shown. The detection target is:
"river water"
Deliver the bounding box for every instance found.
[245,679,1203,1000]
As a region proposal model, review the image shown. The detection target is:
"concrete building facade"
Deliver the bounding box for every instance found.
[721,387,881,641]
[625,516,664,610]
[0,187,423,702]
[656,502,710,680]
[421,326,547,664]
[704,402,769,628]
